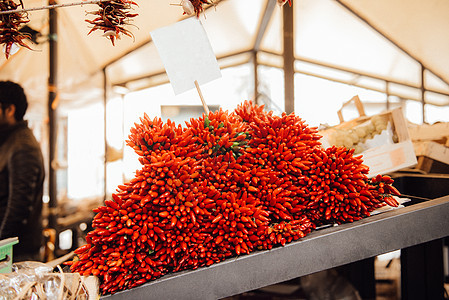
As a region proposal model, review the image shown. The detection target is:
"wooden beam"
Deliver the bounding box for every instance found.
[112,50,253,87]
[257,60,449,106]
[260,50,449,100]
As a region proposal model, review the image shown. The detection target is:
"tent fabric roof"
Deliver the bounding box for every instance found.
[1,0,448,114]
[340,0,449,87]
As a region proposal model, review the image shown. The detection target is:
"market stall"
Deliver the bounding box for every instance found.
[1,1,449,299]
[2,1,449,226]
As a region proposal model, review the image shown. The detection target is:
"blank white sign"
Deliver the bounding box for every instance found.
[150,17,222,95]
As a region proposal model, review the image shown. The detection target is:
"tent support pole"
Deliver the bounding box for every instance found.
[283,2,295,114]
[253,51,259,105]
[103,68,108,201]
[386,81,390,110]
[48,0,58,231]
[421,64,426,124]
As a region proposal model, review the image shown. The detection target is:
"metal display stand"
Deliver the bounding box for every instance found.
[103,195,449,300]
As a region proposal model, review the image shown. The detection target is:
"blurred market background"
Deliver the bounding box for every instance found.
[1,1,449,298]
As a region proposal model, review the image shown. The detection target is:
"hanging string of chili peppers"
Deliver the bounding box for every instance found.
[85,0,138,46]
[0,0,31,59]
[277,0,292,7]
[177,0,212,17]
[68,100,401,295]
[1,0,293,56]
[0,1,110,15]
[0,0,139,58]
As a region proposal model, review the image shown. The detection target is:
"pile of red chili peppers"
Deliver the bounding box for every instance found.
[0,0,31,59]
[69,101,400,295]
[85,0,138,46]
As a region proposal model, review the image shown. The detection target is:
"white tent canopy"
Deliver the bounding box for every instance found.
[1,0,449,116]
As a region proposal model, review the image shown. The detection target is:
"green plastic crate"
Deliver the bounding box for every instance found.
[0,237,18,273]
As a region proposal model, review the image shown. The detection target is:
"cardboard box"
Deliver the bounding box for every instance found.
[408,121,449,173]
[362,139,417,177]
[408,122,449,143]
[414,141,449,166]
[319,96,417,177]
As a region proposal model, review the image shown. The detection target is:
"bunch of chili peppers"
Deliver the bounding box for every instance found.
[0,0,31,59]
[277,0,292,7]
[181,0,211,17]
[85,0,138,46]
[68,100,400,295]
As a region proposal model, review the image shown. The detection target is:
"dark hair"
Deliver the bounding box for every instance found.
[0,81,28,120]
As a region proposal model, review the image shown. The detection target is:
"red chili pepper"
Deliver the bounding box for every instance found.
[74,244,91,254]
[387,185,401,196]
[212,214,223,224]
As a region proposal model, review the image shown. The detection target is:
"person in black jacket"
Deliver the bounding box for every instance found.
[0,81,45,261]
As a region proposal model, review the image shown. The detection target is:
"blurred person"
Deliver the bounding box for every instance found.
[0,81,44,261]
